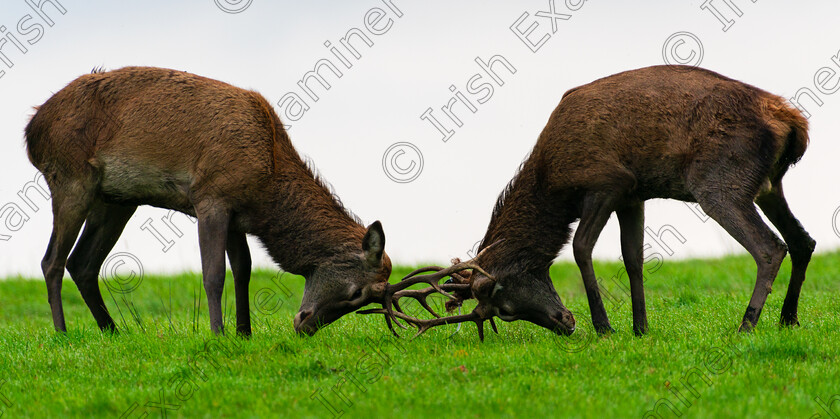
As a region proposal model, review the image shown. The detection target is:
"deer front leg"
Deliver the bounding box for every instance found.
[573,192,620,335]
[617,202,648,336]
[196,202,231,334]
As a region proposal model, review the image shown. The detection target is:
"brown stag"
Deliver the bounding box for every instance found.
[369,65,814,339]
[25,66,392,336]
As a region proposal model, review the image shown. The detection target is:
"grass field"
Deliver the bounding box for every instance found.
[0,252,839,418]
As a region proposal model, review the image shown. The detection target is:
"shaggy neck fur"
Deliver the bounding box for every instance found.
[478,156,577,275]
[248,151,366,276]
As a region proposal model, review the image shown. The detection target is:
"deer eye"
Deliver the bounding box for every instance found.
[350,288,363,300]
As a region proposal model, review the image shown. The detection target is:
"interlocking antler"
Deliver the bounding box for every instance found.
[358,259,490,337]
[358,242,501,340]
[360,305,497,340]
[389,263,473,318]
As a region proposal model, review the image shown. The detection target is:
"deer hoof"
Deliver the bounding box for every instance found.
[737,321,755,333]
[594,324,615,335]
[779,314,800,328]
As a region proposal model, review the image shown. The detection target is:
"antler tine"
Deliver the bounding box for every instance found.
[393,288,442,318]
[400,265,447,280]
[386,259,494,299]
[388,299,410,329]
[371,291,407,337]
[385,240,503,298]
[382,300,401,337]
[416,315,488,342]
[358,308,488,342]
[357,307,400,337]
[359,268,458,336]
[361,240,503,338]
[385,269,456,298]
[392,282,472,318]
[385,308,487,341]
[360,295,407,337]
[382,291,405,337]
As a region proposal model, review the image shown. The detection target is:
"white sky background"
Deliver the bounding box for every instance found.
[1,0,839,277]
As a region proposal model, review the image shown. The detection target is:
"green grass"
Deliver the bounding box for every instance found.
[1,252,839,418]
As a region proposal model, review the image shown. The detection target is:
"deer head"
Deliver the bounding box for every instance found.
[467,266,575,337]
[294,221,392,335]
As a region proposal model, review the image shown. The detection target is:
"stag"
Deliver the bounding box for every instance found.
[25,66,392,336]
[367,65,814,339]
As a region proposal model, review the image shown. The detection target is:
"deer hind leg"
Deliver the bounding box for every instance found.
[42,181,95,332]
[755,183,815,327]
[694,190,787,333]
[617,201,648,336]
[573,191,622,335]
[66,201,137,332]
[226,230,252,337]
[196,200,231,334]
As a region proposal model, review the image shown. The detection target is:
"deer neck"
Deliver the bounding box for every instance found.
[479,169,576,274]
[247,166,366,276]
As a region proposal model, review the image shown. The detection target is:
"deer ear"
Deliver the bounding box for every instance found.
[362,221,385,267]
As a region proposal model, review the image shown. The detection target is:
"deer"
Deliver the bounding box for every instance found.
[364,65,814,339]
[24,66,393,337]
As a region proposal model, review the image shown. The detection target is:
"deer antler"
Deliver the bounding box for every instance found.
[391,265,472,318]
[358,241,502,340]
[360,306,495,340]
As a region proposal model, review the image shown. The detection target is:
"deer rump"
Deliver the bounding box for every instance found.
[25,67,280,214]
[540,66,808,200]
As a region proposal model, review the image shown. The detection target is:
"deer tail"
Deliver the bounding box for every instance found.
[764,96,809,179]
[780,103,809,166]
[24,105,45,168]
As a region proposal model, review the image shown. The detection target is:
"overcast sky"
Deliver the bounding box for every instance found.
[1,0,839,277]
